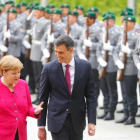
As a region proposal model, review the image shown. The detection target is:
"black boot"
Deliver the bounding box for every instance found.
[134,123,140,128]
[116,109,124,113]
[104,112,114,120]
[115,113,129,123]
[124,116,136,125]
[97,111,108,119]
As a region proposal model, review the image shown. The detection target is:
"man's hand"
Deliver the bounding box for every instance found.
[88,124,95,136]
[38,128,46,140]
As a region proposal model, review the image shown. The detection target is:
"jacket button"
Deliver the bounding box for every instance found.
[15,110,17,113]
[66,109,69,112]
[14,103,16,106]
[16,118,18,120]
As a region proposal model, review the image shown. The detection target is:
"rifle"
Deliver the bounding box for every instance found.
[85,18,89,59]
[117,21,127,81]
[67,16,70,35]
[2,9,10,57]
[46,15,53,63]
[25,7,32,58]
[99,19,109,78]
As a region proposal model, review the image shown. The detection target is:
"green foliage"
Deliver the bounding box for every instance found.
[15,0,40,5]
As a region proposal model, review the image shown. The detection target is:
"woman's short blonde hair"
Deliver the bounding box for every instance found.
[0,55,23,76]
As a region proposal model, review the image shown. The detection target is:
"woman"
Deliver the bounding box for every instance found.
[0,55,43,140]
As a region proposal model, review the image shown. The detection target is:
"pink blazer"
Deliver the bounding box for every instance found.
[0,79,40,140]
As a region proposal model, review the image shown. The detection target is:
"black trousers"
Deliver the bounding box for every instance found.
[120,81,129,114]
[124,75,138,116]
[32,61,43,93]
[100,77,109,111]
[92,69,100,107]
[51,114,83,140]
[14,129,19,140]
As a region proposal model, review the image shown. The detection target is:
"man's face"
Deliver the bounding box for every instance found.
[20,6,26,13]
[61,7,69,17]
[85,17,94,26]
[55,44,73,63]
[45,12,51,19]
[104,19,115,29]
[34,10,44,19]
[123,21,135,30]
[8,13,17,21]
[52,14,61,22]
[68,15,77,25]
[5,3,12,11]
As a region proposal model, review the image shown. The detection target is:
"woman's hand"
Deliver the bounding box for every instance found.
[34,102,44,115]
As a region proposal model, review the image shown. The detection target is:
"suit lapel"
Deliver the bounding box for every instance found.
[72,58,81,94]
[55,60,69,93]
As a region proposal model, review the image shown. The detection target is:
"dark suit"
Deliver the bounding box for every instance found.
[38,57,96,138]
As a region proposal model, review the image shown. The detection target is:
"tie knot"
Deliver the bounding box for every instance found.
[66,64,70,69]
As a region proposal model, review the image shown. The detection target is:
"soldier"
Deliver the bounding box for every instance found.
[74,5,85,27]
[82,12,102,107]
[0,8,24,58]
[66,10,85,58]
[26,5,50,104]
[97,14,121,120]
[113,15,138,125]
[0,3,5,16]
[60,4,70,25]
[44,8,52,20]
[87,7,103,28]
[133,37,140,128]
[41,9,66,62]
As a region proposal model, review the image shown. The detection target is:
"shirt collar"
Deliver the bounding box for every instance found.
[127,30,134,36]
[9,19,16,26]
[62,57,75,68]
[36,17,45,23]
[62,16,68,21]
[108,26,114,33]
[70,23,78,30]
[53,20,61,25]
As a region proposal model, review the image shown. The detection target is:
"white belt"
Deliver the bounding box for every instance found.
[119,52,131,57]
[101,51,112,55]
[32,40,41,45]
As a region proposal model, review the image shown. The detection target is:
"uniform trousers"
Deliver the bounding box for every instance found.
[51,114,83,140]
[123,75,138,116]
[14,129,19,140]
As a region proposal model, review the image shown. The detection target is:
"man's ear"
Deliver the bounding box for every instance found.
[69,47,74,53]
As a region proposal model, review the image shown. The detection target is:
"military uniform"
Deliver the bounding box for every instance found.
[113,16,138,124]
[97,14,121,120]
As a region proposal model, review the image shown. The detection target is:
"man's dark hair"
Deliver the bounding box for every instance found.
[55,35,74,50]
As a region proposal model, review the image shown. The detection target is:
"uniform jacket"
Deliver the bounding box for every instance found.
[0,79,40,140]
[113,30,139,76]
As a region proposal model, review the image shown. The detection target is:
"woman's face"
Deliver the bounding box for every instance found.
[3,69,21,85]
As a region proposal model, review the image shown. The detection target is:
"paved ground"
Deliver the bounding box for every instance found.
[27,82,140,140]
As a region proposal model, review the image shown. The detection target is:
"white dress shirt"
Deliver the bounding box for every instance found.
[62,57,75,93]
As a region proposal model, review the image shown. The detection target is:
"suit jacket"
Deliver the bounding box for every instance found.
[0,79,40,140]
[38,57,96,133]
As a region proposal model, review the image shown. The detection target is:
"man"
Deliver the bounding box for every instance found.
[46,4,55,10]
[0,8,24,58]
[81,12,102,107]
[113,15,138,125]
[133,37,140,128]
[87,7,103,28]
[44,8,52,19]
[74,5,85,27]
[26,5,50,104]
[97,14,121,120]
[38,35,96,140]
[41,9,66,62]
[60,4,70,25]
[66,10,85,58]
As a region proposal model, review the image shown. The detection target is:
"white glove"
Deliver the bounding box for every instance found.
[115,60,124,69]
[41,55,47,65]
[42,49,50,58]
[4,30,11,39]
[27,10,35,20]
[26,30,31,35]
[97,57,107,67]
[84,39,92,47]
[103,40,112,51]
[48,34,54,43]
[79,54,87,60]
[121,43,131,54]
[22,40,31,49]
[0,45,8,52]
[136,63,140,71]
